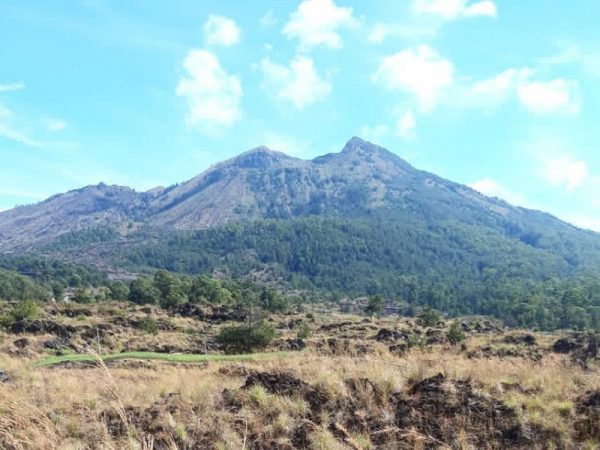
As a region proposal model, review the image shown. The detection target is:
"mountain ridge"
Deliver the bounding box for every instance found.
[0,137,596,262]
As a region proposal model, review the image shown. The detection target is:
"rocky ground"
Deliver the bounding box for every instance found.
[0,302,599,449]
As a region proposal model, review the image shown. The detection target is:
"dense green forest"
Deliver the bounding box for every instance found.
[2,211,600,331]
[112,216,600,331]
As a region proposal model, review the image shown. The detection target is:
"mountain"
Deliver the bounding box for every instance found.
[3,136,600,327]
[1,137,589,248]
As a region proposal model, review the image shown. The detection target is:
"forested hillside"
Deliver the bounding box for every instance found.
[1,138,600,330]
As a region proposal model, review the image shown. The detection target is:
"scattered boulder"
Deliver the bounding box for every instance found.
[12,337,31,349]
[375,328,408,342]
[552,338,578,354]
[0,370,11,384]
[503,333,536,346]
[9,320,75,338]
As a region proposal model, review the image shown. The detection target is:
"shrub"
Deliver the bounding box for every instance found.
[296,321,311,339]
[138,317,159,335]
[365,295,384,316]
[72,290,93,304]
[418,307,442,327]
[1,300,40,328]
[446,320,466,344]
[217,322,277,354]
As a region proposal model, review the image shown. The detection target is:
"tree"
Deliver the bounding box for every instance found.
[418,307,441,327]
[128,277,160,305]
[260,287,289,313]
[216,322,277,354]
[109,281,129,301]
[365,295,384,316]
[72,290,93,304]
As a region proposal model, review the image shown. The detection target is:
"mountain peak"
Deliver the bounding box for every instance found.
[341,136,380,154]
[230,145,297,169]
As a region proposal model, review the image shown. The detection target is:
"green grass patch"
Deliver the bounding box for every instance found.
[35,351,292,367]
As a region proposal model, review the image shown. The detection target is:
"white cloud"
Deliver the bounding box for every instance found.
[517,79,579,115]
[260,10,278,28]
[541,155,588,191]
[468,68,529,106]
[262,132,311,157]
[470,178,528,206]
[176,49,242,133]
[458,68,579,115]
[396,111,416,139]
[372,45,454,112]
[463,1,497,17]
[368,24,388,44]
[563,214,600,232]
[203,15,241,47]
[283,0,357,50]
[542,44,600,78]
[0,82,25,92]
[260,56,331,109]
[0,123,42,148]
[414,0,497,20]
[43,118,67,132]
[359,124,388,141]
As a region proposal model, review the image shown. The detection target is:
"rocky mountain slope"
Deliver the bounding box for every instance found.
[1,137,591,251]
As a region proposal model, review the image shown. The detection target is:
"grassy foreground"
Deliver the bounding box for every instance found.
[36,350,291,367]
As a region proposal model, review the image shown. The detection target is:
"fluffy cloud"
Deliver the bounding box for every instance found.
[396,111,416,139]
[414,0,497,20]
[0,82,25,92]
[262,131,312,157]
[359,124,388,141]
[176,50,242,133]
[372,45,454,112]
[283,0,357,50]
[203,15,240,47]
[517,79,579,115]
[541,155,588,191]
[461,68,579,115]
[260,56,331,109]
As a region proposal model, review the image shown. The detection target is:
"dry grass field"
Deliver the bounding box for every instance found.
[0,302,599,449]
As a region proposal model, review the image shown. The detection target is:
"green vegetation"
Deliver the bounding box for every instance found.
[447,320,466,344]
[138,317,159,335]
[365,295,384,317]
[418,307,442,327]
[216,322,278,354]
[35,350,290,367]
[2,300,40,326]
[296,321,311,339]
[111,216,600,331]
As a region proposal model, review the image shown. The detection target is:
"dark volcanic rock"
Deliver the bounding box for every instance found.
[9,320,76,338]
[375,328,409,342]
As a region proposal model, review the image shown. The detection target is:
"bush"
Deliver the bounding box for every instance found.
[418,307,442,327]
[1,300,41,327]
[217,322,277,354]
[365,295,384,316]
[446,320,466,344]
[138,316,159,335]
[296,321,311,339]
[72,290,93,304]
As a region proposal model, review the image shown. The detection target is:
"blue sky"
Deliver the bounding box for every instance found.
[1,0,599,230]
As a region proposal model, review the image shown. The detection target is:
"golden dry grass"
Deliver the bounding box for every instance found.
[0,344,598,449]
